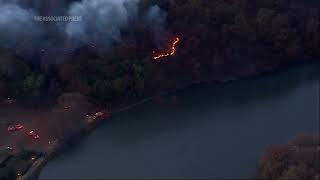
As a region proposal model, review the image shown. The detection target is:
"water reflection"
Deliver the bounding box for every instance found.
[40,64,319,178]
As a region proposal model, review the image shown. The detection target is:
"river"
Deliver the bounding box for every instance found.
[40,64,319,179]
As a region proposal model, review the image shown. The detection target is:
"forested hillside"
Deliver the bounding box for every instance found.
[0,0,319,106]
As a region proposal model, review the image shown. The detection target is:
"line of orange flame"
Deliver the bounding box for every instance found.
[153,37,180,60]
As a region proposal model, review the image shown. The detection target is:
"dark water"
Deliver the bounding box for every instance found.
[40,64,319,179]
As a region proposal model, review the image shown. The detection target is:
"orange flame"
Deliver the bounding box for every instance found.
[153,37,180,60]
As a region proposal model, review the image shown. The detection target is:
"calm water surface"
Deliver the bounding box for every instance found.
[40,64,319,179]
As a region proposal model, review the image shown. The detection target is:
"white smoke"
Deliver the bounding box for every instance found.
[0,0,167,59]
[0,2,43,52]
[145,5,167,47]
[65,0,139,48]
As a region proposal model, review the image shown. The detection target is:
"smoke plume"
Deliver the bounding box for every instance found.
[145,5,167,48]
[0,2,43,55]
[65,0,139,49]
[0,0,167,60]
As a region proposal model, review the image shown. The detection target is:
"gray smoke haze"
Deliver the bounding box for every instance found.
[0,2,43,55]
[65,0,139,49]
[145,5,167,47]
[0,0,167,60]
[65,0,167,50]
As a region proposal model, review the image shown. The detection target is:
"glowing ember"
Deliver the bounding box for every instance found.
[6,146,13,151]
[48,139,58,145]
[86,109,111,124]
[27,130,35,136]
[153,37,180,60]
[95,111,104,117]
[15,124,24,130]
[3,97,15,104]
[64,106,72,110]
[27,130,40,139]
[7,124,24,132]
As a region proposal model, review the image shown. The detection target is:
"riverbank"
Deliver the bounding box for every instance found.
[0,0,319,179]
[40,61,319,179]
[18,61,319,180]
[258,133,320,179]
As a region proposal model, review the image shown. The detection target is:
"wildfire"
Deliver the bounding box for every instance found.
[86,109,111,124]
[153,37,180,60]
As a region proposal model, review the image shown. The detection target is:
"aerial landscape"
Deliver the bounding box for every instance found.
[0,0,319,179]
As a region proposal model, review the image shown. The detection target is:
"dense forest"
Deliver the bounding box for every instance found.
[259,134,319,180]
[0,0,319,107]
[0,1,319,179]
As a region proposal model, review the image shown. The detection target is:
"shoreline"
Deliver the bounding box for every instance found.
[21,61,318,180]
